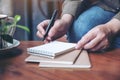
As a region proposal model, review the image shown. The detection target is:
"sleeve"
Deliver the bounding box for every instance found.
[113,12,120,20]
[61,0,82,17]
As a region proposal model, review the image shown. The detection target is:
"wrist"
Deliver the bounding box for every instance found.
[106,18,120,35]
[61,14,73,26]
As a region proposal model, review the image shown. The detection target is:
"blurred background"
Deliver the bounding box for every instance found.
[0,0,63,41]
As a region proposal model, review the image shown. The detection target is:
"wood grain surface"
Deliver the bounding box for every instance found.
[0,41,120,80]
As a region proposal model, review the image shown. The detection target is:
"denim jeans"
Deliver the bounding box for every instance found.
[67,6,120,48]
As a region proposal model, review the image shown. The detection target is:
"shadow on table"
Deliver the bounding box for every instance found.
[0,48,22,60]
[87,47,115,54]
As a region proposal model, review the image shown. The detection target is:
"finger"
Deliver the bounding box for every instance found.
[84,35,103,49]
[90,43,104,51]
[48,20,62,40]
[45,36,52,42]
[36,31,44,38]
[44,39,51,43]
[90,39,109,51]
[37,20,50,35]
[37,20,50,30]
[75,31,96,49]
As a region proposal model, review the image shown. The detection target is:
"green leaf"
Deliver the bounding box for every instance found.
[2,25,9,33]
[14,15,21,23]
[17,25,30,32]
[1,34,13,43]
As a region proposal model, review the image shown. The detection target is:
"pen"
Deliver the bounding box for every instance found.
[42,10,58,41]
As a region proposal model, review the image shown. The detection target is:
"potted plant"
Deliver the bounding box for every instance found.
[0,14,30,49]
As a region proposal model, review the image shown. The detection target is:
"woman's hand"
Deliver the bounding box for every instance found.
[36,14,73,43]
[75,18,120,51]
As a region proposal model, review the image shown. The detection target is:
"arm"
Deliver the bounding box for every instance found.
[106,15,120,35]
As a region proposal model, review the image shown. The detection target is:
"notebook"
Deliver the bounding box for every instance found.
[39,50,91,68]
[27,41,76,58]
[25,50,81,64]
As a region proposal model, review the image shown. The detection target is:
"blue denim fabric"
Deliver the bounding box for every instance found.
[67,6,120,48]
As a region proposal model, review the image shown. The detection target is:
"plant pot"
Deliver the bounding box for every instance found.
[0,17,16,49]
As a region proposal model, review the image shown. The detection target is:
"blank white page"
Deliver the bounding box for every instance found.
[27,41,76,58]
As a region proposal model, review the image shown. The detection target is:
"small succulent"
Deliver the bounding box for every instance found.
[0,15,30,44]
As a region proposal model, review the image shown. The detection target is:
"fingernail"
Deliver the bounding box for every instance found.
[47,37,51,40]
[42,32,45,35]
[75,44,82,49]
[75,45,79,49]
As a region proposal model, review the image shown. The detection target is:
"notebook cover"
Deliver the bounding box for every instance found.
[39,50,91,68]
[25,50,81,64]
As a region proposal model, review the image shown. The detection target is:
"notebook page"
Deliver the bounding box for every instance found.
[27,41,76,57]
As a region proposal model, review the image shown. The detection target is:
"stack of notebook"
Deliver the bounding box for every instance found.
[25,41,91,68]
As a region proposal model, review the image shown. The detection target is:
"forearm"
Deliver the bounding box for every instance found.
[61,14,73,26]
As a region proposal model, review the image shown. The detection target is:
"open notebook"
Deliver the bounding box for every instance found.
[39,50,91,68]
[27,41,76,58]
[25,50,81,64]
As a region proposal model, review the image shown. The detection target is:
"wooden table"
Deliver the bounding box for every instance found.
[0,41,120,80]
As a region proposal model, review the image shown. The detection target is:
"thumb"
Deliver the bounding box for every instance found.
[48,20,61,39]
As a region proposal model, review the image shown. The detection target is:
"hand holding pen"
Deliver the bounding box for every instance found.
[36,10,73,42]
[42,10,58,41]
